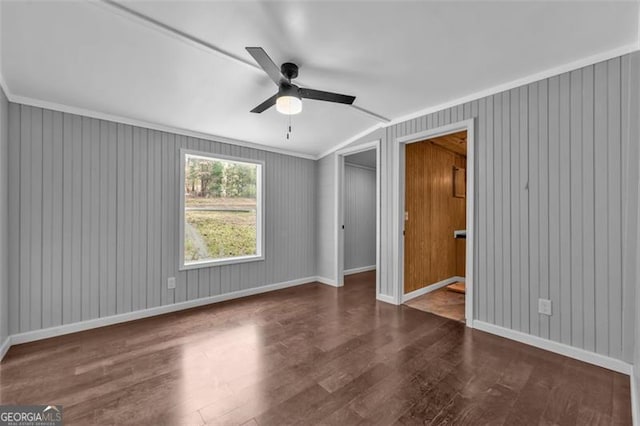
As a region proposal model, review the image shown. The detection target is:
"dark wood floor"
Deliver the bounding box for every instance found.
[0,271,631,425]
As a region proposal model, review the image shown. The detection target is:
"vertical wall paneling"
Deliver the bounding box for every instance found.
[558,74,572,345]
[106,122,117,316]
[569,69,584,348]
[98,121,108,317]
[51,111,63,327]
[317,52,639,363]
[8,103,19,334]
[538,80,550,339]
[115,124,125,315]
[620,54,636,362]
[528,82,540,337]
[138,128,148,311]
[606,58,622,360]
[548,76,561,342]
[501,91,511,329]
[7,106,316,336]
[89,118,100,319]
[71,115,82,323]
[518,86,530,333]
[19,106,31,332]
[0,88,8,345]
[478,99,487,322]
[594,62,608,355]
[486,96,495,324]
[41,110,52,329]
[80,118,90,321]
[582,65,596,351]
[61,114,71,325]
[152,130,163,308]
[494,94,503,326]
[509,88,521,332]
[123,125,133,314]
[316,155,335,280]
[403,141,466,292]
[131,127,141,311]
[30,109,43,330]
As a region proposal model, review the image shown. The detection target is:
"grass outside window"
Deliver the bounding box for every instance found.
[181,151,263,269]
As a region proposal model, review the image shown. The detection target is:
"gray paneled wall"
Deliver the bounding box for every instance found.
[0,87,8,346]
[331,52,639,363]
[344,164,376,271]
[316,155,335,280]
[628,52,640,405]
[7,104,317,334]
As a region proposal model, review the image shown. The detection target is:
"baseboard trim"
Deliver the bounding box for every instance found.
[473,320,632,375]
[631,368,639,426]
[402,276,464,303]
[9,276,317,346]
[376,294,397,305]
[344,265,376,276]
[0,336,11,362]
[316,276,338,287]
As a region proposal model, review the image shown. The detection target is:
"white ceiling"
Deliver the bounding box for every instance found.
[2,1,638,158]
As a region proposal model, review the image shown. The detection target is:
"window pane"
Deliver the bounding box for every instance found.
[184,154,259,265]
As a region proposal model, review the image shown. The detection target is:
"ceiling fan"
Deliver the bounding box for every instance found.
[246,47,356,115]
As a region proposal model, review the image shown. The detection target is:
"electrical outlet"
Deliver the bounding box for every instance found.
[538,298,552,316]
[168,277,176,289]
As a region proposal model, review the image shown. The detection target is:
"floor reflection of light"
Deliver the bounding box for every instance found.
[177,323,265,423]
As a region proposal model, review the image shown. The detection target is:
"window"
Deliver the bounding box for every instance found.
[180,150,263,269]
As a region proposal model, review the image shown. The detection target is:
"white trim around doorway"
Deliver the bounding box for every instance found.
[394,119,475,328]
[334,140,382,299]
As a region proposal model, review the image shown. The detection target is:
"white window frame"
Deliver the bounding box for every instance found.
[179,149,265,270]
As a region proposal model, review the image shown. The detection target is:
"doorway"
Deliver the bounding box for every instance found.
[335,140,381,298]
[395,120,475,326]
[403,131,467,322]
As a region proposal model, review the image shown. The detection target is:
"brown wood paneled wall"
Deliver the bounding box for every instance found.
[404,138,466,293]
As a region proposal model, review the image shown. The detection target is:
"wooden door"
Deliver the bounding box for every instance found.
[404,136,466,293]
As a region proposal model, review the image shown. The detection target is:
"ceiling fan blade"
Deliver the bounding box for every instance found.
[246,47,284,85]
[250,93,278,113]
[299,88,356,105]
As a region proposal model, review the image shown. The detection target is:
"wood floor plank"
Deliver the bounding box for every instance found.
[0,271,631,425]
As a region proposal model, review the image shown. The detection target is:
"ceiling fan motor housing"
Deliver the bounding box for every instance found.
[279,82,300,99]
[245,47,355,114]
[281,62,299,80]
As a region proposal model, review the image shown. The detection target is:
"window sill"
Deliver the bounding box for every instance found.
[180,254,264,271]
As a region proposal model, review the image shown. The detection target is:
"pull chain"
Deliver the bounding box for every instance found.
[286,114,292,141]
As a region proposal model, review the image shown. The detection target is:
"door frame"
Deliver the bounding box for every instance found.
[394,119,475,327]
[334,140,381,297]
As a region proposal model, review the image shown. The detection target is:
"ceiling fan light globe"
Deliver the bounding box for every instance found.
[276,96,302,115]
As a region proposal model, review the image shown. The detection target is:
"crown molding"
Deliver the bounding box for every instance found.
[2,38,638,162]
[0,59,317,159]
[318,42,640,159]
[5,90,317,160]
[384,42,640,130]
